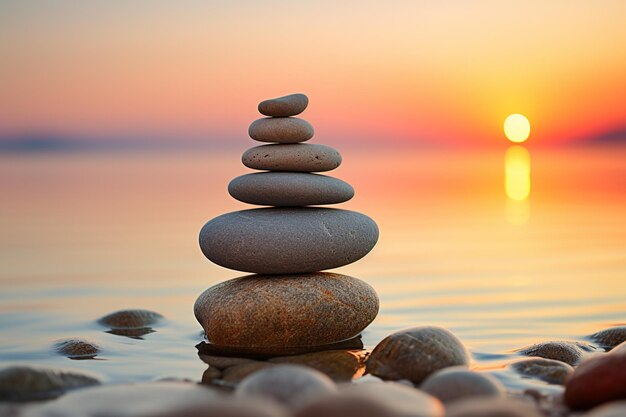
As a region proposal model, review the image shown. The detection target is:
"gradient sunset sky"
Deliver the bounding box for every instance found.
[1,1,626,147]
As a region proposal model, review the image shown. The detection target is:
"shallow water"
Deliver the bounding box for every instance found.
[0,145,624,390]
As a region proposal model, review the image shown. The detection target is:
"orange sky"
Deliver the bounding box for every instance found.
[1,1,626,147]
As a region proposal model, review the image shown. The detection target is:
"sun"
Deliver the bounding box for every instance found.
[504,114,531,143]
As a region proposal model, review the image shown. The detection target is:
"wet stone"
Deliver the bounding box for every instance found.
[195,273,378,354]
[98,309,162,329]
[420,366,504,404]
[228,172,354,206]
[242,144,341,172]
[235,365,337,409]
[249,117,314,143]
[367,326,470,384]
[268,350,367,382]
[258,93,309,117]
[589,326,626,351]
[519,341,589,366]
[509,358,574,385]
[54,339,100,360]
[0,365,100,402]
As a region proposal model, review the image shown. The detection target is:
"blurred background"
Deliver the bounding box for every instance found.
[0,1,624,383]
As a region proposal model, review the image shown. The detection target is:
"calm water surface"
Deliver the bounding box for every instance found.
[0,146,624,389]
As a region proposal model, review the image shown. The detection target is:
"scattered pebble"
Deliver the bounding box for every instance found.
[366,326,470,384]
[98,309,162,329]
[258,93,309,117]
[420,366,504,404]
[0,365,100,402]
[509,358,574,385]
[565,345,626,409]
[235,365,337,409]
[589,326,626,351]
[519,341,589,366]
[54,339,100,360]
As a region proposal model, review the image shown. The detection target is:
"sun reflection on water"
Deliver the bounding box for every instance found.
[505,145,531,225]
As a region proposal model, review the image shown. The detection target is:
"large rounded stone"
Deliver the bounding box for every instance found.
[508,358,574,385]
[199,208,378,274]
[235,365,337,409]
[249,118,314,143]
[366,326,470,384]
[420,366,503,404]
[589,326,626,351]
[228,172,354,206]
[258,93,308,117]
[194,273,379,353]
[242,144,341,172]
[565,347,626,410]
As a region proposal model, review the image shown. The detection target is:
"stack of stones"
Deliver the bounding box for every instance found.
[194,93,380,356]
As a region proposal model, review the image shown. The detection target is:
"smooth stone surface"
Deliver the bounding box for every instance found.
[268,350,367,382]
[367,326,470,384]
[509,358,574,385]
[258,93,308,117]
[565,347,626,410]
[445,397,542,417]
[195,272,378,352]
[54,339,100,360]
[98,309,162,329]
[242,144,341,172]
[420,366,504,404]
[235,365,337,409]
[0,366,100,401]
[228,172,353,206]
[583,401,626,417]
[24,382,289,417]
[519,341,589,366]
[589,326,626,351]
[249,117,314,143]
[196,336,364,358]
[199,208,378,274]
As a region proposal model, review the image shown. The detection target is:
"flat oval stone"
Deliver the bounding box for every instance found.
[194,272,379,352]
[249,118,314,143]
[228,173,353,206]
[242,144,341,172]
[199,208,378,274]
[367,326,470,385]
[258,93,308,117]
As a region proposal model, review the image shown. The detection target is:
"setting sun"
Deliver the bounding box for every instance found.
[504,114,531,143]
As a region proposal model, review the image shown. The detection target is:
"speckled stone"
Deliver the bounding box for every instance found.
[589,326,626,351]
[565,347,626,410]
[98,309,162,329]
[26,382,289,417]
[199,208,378,274]
[235,365,337,409]
[249,118,314,143]
[242,144,342,172]
[366,326,470,384]
[509,358,574,385]
[0,366,100,401]
[194,273,379,353]
[268,350,367,382]
[420,366,504,404]
[445,397,542,417]
[54,339,100,360]
[258,93,309,117]
[295,382,444,417]
[519,341,589,366]
[228,172,354,206]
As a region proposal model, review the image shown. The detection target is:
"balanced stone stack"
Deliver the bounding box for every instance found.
[195,93,379,356]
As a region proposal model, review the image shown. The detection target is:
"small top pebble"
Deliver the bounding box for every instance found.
[259,93,309,117]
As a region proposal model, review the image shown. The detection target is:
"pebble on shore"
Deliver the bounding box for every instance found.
[366,326,470,384]
[589,326,626,351]
[420,366,504,404]
[54,339,100,360]
[518,341,590,366]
